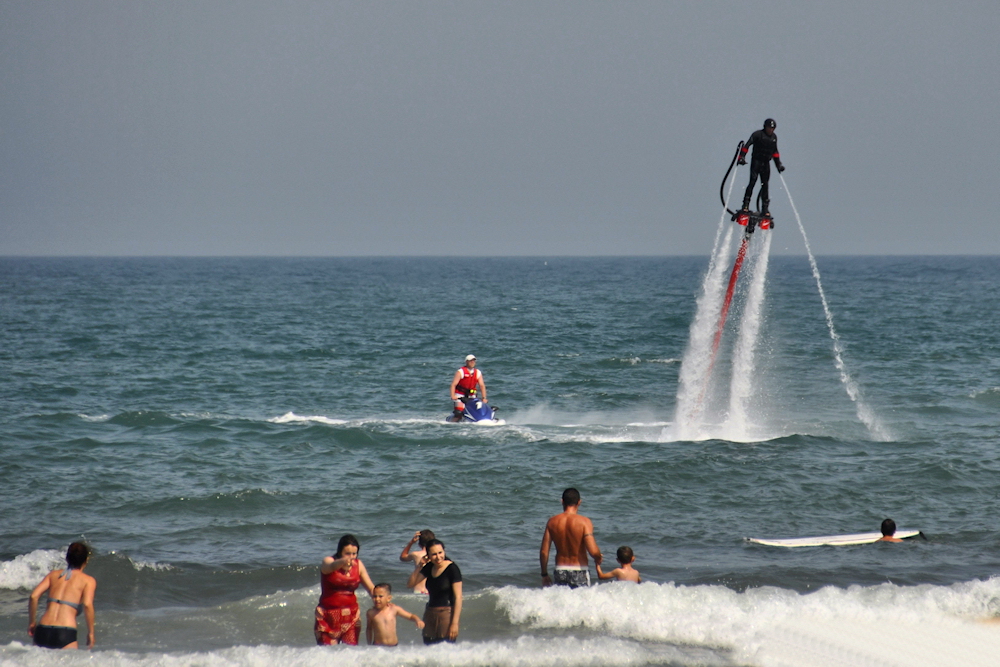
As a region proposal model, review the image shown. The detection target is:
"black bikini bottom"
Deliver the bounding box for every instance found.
[34,625,77,649]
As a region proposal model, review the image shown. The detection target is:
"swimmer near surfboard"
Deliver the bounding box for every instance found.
[745,530,925,548]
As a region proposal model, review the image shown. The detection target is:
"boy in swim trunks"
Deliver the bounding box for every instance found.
[366,583,424,646]
[540,488,603,588]
[596,546,641,583]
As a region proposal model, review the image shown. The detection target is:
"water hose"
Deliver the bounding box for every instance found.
[719,141,744,216]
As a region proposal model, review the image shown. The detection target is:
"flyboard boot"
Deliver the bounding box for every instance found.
[759,199,774,230]
[733,194,753,231]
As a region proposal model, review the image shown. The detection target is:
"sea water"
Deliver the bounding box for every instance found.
[2,256,1000,666]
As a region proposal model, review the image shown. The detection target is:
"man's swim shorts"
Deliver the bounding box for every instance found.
[553,566,591,588]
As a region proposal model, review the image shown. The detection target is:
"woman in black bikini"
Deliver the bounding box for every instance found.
[406,539,463,644]
[28,542,97,649]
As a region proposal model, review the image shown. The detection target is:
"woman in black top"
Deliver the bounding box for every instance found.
[407,539,462,643]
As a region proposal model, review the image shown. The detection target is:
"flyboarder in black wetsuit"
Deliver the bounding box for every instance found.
[738,118,785,216]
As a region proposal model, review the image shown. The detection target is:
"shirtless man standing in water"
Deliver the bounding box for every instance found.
[540,488,602,588]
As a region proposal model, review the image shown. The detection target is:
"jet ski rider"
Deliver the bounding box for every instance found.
[449,355,487,422]
[738,118,785,216]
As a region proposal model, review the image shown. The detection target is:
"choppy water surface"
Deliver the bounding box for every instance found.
[2,256,1000,666]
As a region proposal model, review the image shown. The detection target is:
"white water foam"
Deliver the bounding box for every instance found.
[4,580,1000,666]
[0,550,176,591]
[494,578,1000,667]
[0,550,64,590]
[670,161,779,443]
[269,412,348,425]
[0,637,720,667]
[111,553,175,572]
[725,231,773,440]
[670,214,735,441]
[77,413,111,422]
[779,174,891,441]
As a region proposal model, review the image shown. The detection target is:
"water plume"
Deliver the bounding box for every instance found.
[779,173,890,441]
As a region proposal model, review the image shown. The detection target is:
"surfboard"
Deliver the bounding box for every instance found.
[745,529,923,547]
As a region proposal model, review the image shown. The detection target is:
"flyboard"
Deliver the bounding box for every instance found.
[745,529,924,547]
[708,141,775,372]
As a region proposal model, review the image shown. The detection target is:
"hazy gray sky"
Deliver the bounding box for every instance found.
[2,1,998,256]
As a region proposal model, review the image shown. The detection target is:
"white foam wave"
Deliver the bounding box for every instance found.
[0,549,177,590]
[270,412,465,428]
[970,387,1000,399]
[4,581,1000,666]
[0,637,722,667]
[107,551,175,572]
[502,409,671,444]
[269,412,348,425]
[494,578,1000,666]
[0,549,64,590]
[77,413,111,422]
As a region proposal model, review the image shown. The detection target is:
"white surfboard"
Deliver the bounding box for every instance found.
[745,529,923,547]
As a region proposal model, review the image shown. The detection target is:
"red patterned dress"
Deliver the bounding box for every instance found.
[314,560,361,645]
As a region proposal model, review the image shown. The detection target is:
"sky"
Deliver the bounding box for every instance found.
[1,0,998,256]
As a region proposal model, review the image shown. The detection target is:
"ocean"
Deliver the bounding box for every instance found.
[2,250,1000,666]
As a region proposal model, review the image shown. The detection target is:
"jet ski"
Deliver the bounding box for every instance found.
[448,397,502,424]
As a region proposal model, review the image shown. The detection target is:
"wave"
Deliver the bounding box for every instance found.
[106,411,183,427]
[494,579,1000,642]
[264,412,670,444]
[0,550,174,591]
[0,637,713,667]
[3,581,1000,665]
[269,412,348,425]
[14,407,908,450]
[493,579,1000,666]
[970,387,1000,406]
[0,550,64,590]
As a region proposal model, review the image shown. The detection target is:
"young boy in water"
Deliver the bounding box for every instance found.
[596,546,641,583]
[366,583,424,646]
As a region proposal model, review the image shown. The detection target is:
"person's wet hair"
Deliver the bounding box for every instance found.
[562,488,581,506]
[374,582,392,594]
[881,518,896,536]
[66,542,90,569]
[616,546,634,564]
[335,534,360,557]
[418,529,436,549]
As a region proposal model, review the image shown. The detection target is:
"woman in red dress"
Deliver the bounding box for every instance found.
[314,534,375,645]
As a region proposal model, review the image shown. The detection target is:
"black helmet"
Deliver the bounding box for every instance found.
[763,118,776,129]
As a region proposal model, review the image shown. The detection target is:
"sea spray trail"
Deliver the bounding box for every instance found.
[779,173,890,441]
[670,170,739,440]
[671,225,733,439]
[726,230,773,440]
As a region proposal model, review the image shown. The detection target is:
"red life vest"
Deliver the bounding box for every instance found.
[455,367,480,397]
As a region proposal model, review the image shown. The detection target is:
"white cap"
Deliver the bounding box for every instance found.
[465,354,477,361]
